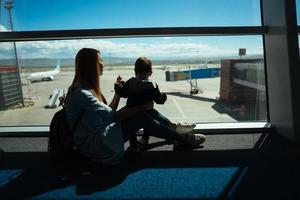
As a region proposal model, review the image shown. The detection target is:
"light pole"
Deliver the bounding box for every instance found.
[4,0,13,30]
[109,52,112,70]
[0,0,2,23]
[4,0,24,106]
[197,50,200,68]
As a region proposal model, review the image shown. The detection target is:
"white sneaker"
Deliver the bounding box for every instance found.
[175,123,196,134]
[190,133,206,146]
[177,133,206,147]
[136,129,144,136]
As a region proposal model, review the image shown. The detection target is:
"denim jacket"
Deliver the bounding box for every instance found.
[65,86,124,164]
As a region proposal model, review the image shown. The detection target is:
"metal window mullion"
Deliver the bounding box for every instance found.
[0,26,267,42]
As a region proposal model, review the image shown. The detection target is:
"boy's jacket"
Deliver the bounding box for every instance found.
[114,77,167,107]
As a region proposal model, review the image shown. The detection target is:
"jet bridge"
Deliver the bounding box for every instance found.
[165,67,221,94]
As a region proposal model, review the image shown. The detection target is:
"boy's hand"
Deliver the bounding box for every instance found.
[153,83,167,104]
[116,75,125,87]
[116,75,122,83]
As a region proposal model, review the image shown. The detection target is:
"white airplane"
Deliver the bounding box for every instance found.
[27,59,61,82]
[0,24,8,32]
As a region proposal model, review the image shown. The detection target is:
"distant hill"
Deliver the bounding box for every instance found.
[19,58,74,67]
[0,58,73,67]
[0,57,136,68]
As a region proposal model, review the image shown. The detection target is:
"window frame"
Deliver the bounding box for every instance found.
[0,1,272,137]
[0,26,266,42]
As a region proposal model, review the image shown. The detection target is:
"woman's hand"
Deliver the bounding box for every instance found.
[114,75,128,98]
[109,93,120,111]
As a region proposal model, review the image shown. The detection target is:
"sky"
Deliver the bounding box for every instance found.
[10,0,262,30]
[0,0,264,59]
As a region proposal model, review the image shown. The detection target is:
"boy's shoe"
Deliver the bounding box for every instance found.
[175,123,197,134]
[136,129,144,136]
[165,138,175,144]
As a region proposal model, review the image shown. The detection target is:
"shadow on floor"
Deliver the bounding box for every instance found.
[0,133,299,199]
[165,91,218,103]
[165,92,261,122]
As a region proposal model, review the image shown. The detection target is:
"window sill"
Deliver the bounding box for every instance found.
[0,122,271,137]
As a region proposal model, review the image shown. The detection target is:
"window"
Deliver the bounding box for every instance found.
[297,0,300,25]
[0,0,267,131]
[0,36,266,126]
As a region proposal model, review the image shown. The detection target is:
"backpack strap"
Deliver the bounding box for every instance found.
[62,90,85,132]
[71,109,85,133]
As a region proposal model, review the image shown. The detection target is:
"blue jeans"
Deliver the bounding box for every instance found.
[141,109,171,143]
[121,110,178,146]
[147,109,171,126]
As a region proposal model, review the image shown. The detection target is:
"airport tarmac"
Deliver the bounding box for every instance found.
[0,67,235,126]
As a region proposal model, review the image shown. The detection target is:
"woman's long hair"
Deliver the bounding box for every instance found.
[69,48,106,104]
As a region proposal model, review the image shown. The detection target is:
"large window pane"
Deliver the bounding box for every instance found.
[0,0,261,31]
[297,0,300,25]
[0,36,266,126]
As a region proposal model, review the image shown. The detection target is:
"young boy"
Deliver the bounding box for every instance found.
[115,57,197,151]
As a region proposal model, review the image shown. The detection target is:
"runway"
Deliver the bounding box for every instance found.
[0,67,235,126]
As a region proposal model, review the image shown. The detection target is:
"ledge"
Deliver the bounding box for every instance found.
[0,122,271,137]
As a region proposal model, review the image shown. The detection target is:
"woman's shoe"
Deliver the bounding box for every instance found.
[177,132,206,147]
[188,133,206,146]
[138,137,150,146]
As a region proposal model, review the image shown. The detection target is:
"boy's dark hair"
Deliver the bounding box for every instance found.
[134,57,152,74]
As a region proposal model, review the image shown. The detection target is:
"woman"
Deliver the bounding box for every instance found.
[65,48,205,165]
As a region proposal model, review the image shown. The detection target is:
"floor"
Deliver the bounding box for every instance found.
[0,132,299,199]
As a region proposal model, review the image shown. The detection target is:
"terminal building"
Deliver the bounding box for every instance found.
[0,25,23,110]
[219,59,267,121]
[0,62,23,110]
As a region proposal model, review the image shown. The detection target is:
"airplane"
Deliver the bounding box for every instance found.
[0,24,8,32]
[27,59,61,82]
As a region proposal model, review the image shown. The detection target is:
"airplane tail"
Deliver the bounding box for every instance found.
[55,59,61,72]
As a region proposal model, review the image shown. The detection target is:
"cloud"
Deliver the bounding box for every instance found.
[0,38,262,59]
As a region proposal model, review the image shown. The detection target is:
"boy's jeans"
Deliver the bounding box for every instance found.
[121,110,177,144]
